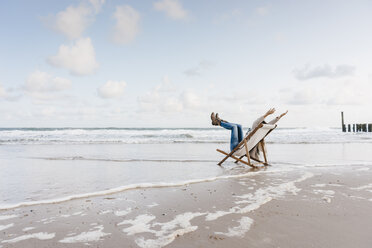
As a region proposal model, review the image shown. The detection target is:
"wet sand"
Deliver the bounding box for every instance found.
[1,160,372,248]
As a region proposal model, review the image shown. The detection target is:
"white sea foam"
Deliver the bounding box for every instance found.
[0,169,288,210]
[215,216,253,237]
[136,226,198,248]
[119,172,314,247]
[22,227,36,232]
[40,217,56,224]
[1,127,371,145]
[119,214,156,235]
[98,210,112,215]
[1,232,55,244]
[312,184,326,187]
[121,212,205,248]
[313,189,335,203]
[206,172,314,221]
[59,225,110,243]
[114,208,131,217]
[147,202,159,208]
[314,189,335,195]
[0,214,18,221]
[205,210,232,221]
[0,223,14,231]
[352,184,372,190]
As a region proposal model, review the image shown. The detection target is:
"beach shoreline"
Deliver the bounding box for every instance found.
[1,156,372,247]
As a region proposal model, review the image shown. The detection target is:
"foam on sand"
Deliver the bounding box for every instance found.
[22,227,36,232]
[205,210,232,221]
[0,168,290,210]
[352,183,372,191]
[0,214,18,221]
[59,225,110,243]
[147,202,159,208]
[132,212,205,248]
[313,189,335,203]
[215,216,254,237]
[1,232,55,244]
[0,223,14,231]
[119,212,205,248]
[205,172,314,221]
[119,214,157,235]
[114,207,132,217]
[0,172,313,248]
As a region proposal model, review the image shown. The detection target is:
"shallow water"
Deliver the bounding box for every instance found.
[1,128,372,209]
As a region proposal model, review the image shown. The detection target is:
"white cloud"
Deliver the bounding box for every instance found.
[88,0,105,13]
[48,37,99,76]
[154,75,176,92]
[154,0,188,20]
[98,80,127,99]
[286,87,320,105]
[0,84,20,101]
[184,60,214,77]
[285,79,371,106]
[25,71,71,92]
[112,5,140,45]
[45,0,105,39]
[138,77,181,113]
[180,91,201,109]
[293,64,355,81]
[48,4,93,39]
[137,77,204,113]
[256,4,271,16]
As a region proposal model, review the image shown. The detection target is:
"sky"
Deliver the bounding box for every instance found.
[0,0,371,128]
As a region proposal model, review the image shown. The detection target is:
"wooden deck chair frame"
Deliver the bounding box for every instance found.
[216,123,276,168]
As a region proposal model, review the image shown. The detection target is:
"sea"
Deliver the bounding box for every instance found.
[1,127,372,210]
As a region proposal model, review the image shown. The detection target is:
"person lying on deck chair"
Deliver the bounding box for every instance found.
[211,108,288,161]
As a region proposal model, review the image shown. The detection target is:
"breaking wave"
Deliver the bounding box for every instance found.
[1,127,371,145]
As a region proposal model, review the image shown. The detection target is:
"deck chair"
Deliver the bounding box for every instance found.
[216,123,277,168]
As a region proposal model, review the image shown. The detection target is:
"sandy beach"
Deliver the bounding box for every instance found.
[2,0,372,246]
[1,140,372,248]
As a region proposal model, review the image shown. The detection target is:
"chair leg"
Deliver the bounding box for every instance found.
[244,139,252,165]
[216,149,230,166]
[235,156,244,163]
[216,149,256,168]
[260,140,268,165]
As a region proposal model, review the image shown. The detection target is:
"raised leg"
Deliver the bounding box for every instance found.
[220,122,241,151]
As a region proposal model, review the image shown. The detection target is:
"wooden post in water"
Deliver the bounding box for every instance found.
[353,124,355,132]
[368,124,372,132]
[341,112,346,132]
[363,124,367,132]
[348,124,351,132]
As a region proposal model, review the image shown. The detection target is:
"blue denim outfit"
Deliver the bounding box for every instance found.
[220,121,244,151]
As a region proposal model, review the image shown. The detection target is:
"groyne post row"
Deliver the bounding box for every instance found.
[341,112,372,132]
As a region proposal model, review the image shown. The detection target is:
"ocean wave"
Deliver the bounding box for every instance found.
[1,128,372,145]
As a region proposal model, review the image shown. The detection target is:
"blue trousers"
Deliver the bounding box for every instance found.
[220,121,244,151]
